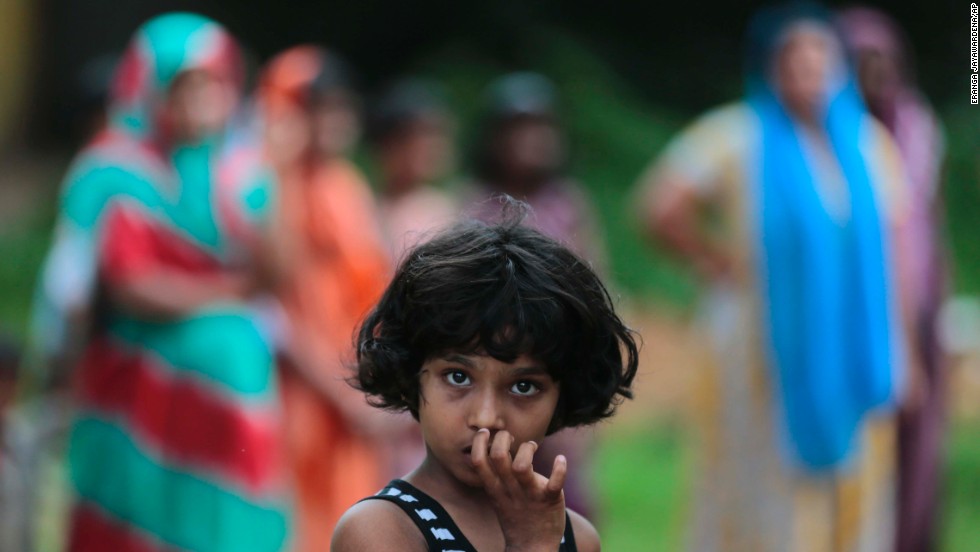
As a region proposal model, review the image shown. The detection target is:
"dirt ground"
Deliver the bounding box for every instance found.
[612,306,980,432]
[603,308,701,431]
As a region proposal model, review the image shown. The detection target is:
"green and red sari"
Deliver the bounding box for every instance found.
[50,13,290,551]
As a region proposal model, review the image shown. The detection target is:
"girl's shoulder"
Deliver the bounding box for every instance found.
[331,496,429,552]
[568,508,601,552]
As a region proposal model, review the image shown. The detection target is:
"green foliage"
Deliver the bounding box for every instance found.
[939,105,980,295]
[941,419,980,551]
[0,198,56,339]
[594,424,691,551]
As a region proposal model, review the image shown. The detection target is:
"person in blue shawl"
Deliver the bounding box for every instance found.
[633,3,915,550]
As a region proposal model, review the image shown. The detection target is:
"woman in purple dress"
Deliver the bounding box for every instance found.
[838,9,949,551]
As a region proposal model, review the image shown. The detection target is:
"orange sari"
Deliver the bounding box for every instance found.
[275,158,391,549]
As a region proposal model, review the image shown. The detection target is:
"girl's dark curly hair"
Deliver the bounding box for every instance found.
[354,200,638,433]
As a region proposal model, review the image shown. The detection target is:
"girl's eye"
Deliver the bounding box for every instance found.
[445,370,470,386]
[511,380,540,396]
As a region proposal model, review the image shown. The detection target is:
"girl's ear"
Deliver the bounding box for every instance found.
[407,384,424,420]
[545,392,565,435]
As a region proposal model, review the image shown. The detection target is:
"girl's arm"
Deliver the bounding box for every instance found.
[568,510,601,552]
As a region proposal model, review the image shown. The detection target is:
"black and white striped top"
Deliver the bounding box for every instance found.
[361,479,578,552]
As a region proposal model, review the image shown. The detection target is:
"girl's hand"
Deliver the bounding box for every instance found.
[471,429,567,552]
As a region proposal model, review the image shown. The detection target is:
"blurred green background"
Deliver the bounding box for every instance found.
[0,1,976,550]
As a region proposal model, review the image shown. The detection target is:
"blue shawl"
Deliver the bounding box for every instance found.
[747,7,902,471]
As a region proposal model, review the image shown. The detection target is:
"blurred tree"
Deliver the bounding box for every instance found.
[26,0,957,148]
[0,0,35,150]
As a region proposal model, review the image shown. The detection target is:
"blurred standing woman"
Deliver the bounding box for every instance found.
[838,9,949,552]
[634,4,915,551]
[466,71,607,519]
[55,14,289,551]
[257,45,392,550]
[368,78,458,261]
[468,72,606,269]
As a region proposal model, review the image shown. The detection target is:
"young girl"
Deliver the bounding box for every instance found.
[331,205,638,551]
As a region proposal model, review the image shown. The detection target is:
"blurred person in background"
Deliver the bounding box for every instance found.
[368,78,458,261]
[41,13,290,551]
[468,72,606,269]
[838,8,949,552]
[466,71,607,520]
[0,334,27,551]
[257,45,393,549]
[633,3,917,551]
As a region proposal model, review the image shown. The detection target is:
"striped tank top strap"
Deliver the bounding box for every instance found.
[361,480,578,551]
[360,480,477,552]
[560,511,577,551]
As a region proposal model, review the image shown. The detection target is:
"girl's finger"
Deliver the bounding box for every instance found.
[511,440,539,489]
[489,431,519,493]
[471,428,491,465]
[544,454,567,501]
[471,429,500,490]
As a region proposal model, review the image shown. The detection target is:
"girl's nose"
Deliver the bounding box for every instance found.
[467,389,505,432]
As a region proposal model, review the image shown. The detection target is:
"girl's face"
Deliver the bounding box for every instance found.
[417,352,560,488]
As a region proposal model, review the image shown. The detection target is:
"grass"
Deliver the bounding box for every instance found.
[940,419,980,552]
[594,422,691,551]
[595,419,980,551]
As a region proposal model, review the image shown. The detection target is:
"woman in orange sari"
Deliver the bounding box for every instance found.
[257,45,393,550]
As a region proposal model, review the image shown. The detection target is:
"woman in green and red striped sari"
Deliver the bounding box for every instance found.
[56,13,290,551]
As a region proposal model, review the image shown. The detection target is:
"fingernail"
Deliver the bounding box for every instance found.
[528,440,537,448]
[478,428,489,434]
